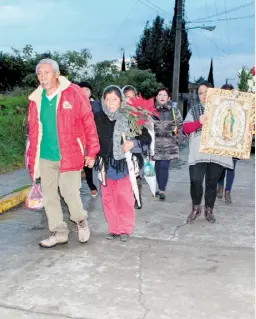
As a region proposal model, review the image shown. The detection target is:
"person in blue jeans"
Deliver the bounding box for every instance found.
[217,158,237,203]
[153,88,184,200]
[217,83,237,204]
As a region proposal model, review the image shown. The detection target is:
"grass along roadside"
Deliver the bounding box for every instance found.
[0,94,27,173]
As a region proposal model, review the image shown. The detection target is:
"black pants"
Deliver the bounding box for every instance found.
[189,162,224,208]
[84,166,97,191]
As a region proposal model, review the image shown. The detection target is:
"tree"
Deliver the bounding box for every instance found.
[207,58,214,87]
[0,45,92,91]
[195,76,206,84]
[85,60,120,98]
[83,61,162,99]
[135,17,165,84]
[0,52,26,91]
[134,10,191,93]
[116,68,162,99]
[121,51,126,71]
[238,67,250,92]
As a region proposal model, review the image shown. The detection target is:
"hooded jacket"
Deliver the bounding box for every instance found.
[27,76,100,180]
[153,102,184,160]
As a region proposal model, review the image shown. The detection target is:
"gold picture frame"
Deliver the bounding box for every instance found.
[200,88,255,159]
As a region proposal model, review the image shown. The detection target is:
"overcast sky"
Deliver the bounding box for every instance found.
[0,0,254,87]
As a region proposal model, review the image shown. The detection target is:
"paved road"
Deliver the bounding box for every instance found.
[0,146,254,319]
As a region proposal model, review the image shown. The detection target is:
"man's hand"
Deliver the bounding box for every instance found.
[84,156,95,168]
[122,141,134,153]
[200,114,207,125]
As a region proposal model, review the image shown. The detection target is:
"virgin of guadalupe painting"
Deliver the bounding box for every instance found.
[200,88,255,159]
[222,109,235,140]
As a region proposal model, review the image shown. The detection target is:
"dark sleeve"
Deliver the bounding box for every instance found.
[131,127,152,154]
[136,127,152,146]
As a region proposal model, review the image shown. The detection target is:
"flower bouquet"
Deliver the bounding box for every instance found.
[122,95,159,138]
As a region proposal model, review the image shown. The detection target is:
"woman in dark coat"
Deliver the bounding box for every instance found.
[153,88,184,200]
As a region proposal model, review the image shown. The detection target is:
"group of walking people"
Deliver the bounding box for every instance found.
[26,58,239,248]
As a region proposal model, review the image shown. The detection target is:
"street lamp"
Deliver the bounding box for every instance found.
[185,25,216,31]
[172,16,216,110]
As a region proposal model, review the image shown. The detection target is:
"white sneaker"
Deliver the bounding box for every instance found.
[39,232,68,248]
[77,219,90,243]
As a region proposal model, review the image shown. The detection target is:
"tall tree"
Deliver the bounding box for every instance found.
[207,58,214,87]
[121,50,126,71]
[134,10,191,93]
[135,17,165,83]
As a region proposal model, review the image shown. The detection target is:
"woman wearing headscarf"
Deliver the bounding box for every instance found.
[94,85,151,242]
[183,82,233,223]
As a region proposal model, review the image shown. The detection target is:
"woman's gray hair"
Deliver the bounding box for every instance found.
[35,59,60,74]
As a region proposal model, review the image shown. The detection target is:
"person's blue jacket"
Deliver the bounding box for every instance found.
[90,100,102,114]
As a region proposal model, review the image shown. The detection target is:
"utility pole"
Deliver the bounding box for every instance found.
[172,0,184,106]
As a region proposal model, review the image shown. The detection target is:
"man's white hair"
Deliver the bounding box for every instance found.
[35,59,60,74]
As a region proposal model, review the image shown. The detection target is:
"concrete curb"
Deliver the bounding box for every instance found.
[0,186,31,214]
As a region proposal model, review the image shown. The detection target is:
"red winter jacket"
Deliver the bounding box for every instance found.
[27,76,100,180]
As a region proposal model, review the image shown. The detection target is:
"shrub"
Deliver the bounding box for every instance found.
[0,114,26,172]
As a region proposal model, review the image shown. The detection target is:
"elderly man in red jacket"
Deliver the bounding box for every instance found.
[27,59,100,248]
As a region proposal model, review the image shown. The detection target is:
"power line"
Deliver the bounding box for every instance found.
[188,1,254,23]
[138,0,169,18]
[144,0,170,16]
[187,15,255,24]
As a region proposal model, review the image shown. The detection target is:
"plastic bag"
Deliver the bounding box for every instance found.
[143,158,155,177]
[25,183,44,210]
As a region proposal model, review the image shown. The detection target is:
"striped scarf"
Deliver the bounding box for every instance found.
[190,103,204,135]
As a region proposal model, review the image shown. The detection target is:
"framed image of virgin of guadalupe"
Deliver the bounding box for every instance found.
[200,88,255,159]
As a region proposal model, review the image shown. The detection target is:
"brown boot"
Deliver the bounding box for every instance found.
[217,185,224,199]
[224,191,232,204]
[205,207,216,223]
[186,205,201,223]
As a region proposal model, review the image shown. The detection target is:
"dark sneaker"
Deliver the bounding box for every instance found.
[205,207,216,223]
[120,234,130,242]
[224,191,232,204]
[155,191,160,197]
[217,185,224,199]
[159,192,166,201]
[186,205,201,223]
[106,233,119,240]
